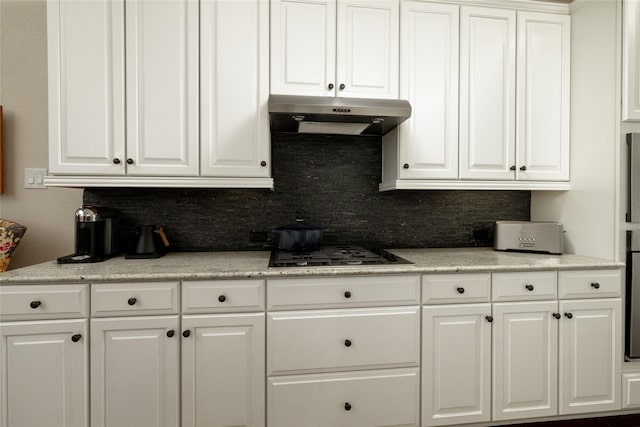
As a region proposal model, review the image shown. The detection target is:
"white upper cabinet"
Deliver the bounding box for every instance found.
[459,7,516,181]
[47,0,125,175]
[125,0,199,176]
[624,0,640,121]
[200,0,270,178]
[271,0,399,99]
[396,1,459,180]
[380,2,570,191]
[516,12,570,182]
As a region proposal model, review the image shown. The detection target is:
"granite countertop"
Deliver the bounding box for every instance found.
[0,248,624,284]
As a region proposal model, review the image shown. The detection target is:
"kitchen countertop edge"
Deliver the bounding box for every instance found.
[0,248,625,284]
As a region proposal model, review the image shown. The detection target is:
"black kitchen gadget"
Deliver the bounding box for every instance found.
[125,225,170,259]
[269,245,413,267]
[57,206,119,264]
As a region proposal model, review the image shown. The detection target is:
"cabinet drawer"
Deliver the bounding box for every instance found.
[422,273,491,304]
[182,279,264,313]
[558,269,621,299]
[267,368,420,427]
[492,271,557,302]
[0,284,88,321]
[267,275,420,310]
[267,306,420,375]
[91,282,179,317]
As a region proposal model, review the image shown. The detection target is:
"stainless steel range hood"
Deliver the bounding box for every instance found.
[268,94,412,136]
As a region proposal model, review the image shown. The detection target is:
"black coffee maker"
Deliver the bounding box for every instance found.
[57,206,118,264]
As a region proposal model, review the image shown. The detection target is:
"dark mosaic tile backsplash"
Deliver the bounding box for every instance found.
[84,133,530,253]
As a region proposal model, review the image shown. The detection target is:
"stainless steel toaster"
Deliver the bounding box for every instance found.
[494,221,564,255]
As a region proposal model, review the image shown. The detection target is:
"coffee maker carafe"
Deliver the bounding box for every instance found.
[57,206,118,264]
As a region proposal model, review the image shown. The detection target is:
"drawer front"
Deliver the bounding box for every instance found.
[268,368,420,427]
[422,273,491,304]
[182,279,264,313]
[492,271,557,302]
[267,275,420,310]
[91,282,179,317]
[267,306,420,375]
[0,284,88,321]
[558,269,622,299]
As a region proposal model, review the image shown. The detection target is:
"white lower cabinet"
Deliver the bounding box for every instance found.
[90,316,180,427]
[181,313,265,427]
[492,301,559,421]
[0,319,88,427]
[268,368,420,427]
[422,304,492,426]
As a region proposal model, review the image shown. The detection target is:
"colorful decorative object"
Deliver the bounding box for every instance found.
[0,220,27,272]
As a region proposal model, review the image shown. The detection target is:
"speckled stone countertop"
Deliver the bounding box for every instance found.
[0,248,624,284]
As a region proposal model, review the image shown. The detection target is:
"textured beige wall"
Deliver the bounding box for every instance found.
[0,0,82,270]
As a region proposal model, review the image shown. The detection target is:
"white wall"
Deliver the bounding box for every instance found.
[531,0,620,260]
[0,0,82,270]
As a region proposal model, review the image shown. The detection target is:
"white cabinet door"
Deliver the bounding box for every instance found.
[270,0,336,96]
[182,313,265,427]
[91,316,179,427]
[397,1,459,179]
[459,7,516,180]
[516,12,570,181]
[624,0,640,121]
[337,0,399,99]
[0,319,88,427]
[493,301,558,421]
[200,0,270,178]
[422,304,491,426]
[47,0,125,175]
[125,0,198,176]
[559,299,621,414]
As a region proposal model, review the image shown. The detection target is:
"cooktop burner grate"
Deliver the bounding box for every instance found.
[269,245,413,267]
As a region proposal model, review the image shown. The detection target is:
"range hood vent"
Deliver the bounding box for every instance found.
[268,94,411,136]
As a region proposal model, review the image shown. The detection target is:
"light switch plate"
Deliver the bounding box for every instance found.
[24,168,48,189]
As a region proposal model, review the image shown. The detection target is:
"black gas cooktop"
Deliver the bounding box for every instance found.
[269,245,413,267]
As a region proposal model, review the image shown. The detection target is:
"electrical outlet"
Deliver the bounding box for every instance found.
[24,168,48,189]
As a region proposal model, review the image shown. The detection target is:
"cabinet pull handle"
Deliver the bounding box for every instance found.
[260,160,267,167]
[127,297,137,306]
[591,282,600,289]
[218,295,226,303]
[485,315,493,323]
[339,83,346,90]
[564,312,573,319]
[456,287,465,294]
[71,334,82,342]
[403,163,409,169]
[30,300,42,309]
[553,313,561,319]
[344,339,352,347]
[126,158,134,165]
[525,284,534,291]
[113,158,121,164]
[510,165,516,171]
[167,330,175,338]
[344,291,351,299]
[520,165,527,171]
[344,402,352,411]
[183,330,191,338]
[328,83,334,90]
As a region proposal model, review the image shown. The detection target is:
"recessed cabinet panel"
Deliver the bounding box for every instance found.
[493,301,558,421]
[459,7,516,180]
[125,0,198,176]
[0,320,88,427]
[516,12,570,181]
[559,299,621,414]
[397,1,459,179]
[200,0,270,178]
[624,0,640,121]
[47,0,125,175]
[270,0,336,96]
[337,0,399,99]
